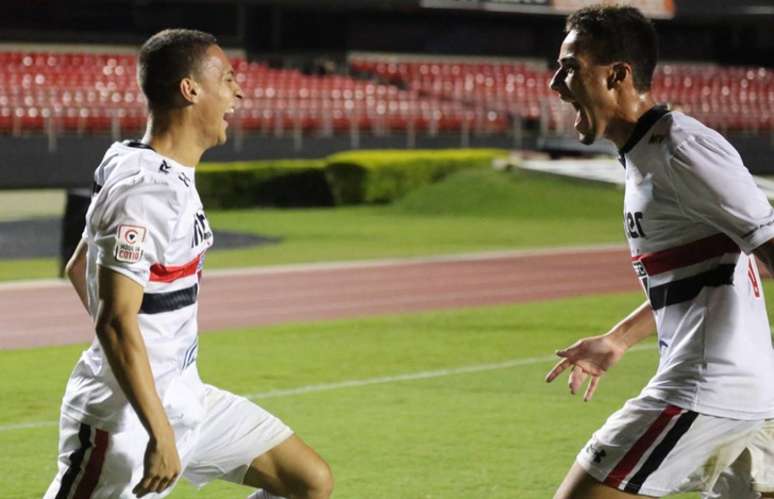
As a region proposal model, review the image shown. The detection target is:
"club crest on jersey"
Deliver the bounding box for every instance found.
[115,224,146,263]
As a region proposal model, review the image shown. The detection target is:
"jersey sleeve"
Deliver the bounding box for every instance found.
[668,134,774,254]
[92,178,180,287]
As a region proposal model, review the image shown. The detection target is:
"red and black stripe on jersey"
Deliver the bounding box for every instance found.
[139,253,203,315]
[631,233,741,310]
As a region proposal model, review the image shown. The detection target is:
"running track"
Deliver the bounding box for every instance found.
[0,245,640,350]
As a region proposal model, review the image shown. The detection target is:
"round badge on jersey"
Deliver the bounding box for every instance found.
[115,224,147,263]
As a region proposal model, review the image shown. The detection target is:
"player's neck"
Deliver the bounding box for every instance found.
[142,113,206,168]
[605,93,658,150]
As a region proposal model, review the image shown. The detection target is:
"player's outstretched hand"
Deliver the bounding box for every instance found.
[133,429,181,497]
[544,335,626,402]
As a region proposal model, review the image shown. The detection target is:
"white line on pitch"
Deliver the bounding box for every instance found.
[0,344,656,433]
[245,344,656,400]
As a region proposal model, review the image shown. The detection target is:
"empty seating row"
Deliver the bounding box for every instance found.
[1,50,771,135]
[351,57,774,132]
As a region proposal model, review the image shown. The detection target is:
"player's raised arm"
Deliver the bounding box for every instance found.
[545,300,656,401]
[94,266,180,497]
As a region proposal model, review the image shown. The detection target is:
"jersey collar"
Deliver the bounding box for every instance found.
[123,140,156,151]
[618,104,670,165]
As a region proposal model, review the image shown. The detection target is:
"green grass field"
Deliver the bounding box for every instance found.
[1,288,722,499]
[0,169,625,281]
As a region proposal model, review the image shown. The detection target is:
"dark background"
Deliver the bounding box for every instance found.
[1,0,772,66]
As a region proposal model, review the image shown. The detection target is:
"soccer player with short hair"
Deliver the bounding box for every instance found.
[545,5,774,499]
[44,29,333,499]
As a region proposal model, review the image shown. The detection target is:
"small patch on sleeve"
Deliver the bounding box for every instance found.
[114,224,147,263]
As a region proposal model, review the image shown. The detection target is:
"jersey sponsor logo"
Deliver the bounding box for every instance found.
[114,224,147,263]
[625,211,646,239]
[191,210,213,248]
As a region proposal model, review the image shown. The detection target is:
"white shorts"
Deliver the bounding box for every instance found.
[577,396,774,497]
[44,384,293,498]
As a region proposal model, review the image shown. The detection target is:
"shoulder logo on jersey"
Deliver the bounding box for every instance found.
[178,172,191,187]
[159,161,171,174]
[114,224,147,263]
[191,210,213,248]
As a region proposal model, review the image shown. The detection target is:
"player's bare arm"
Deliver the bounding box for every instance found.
[546,300,656,401]
[64,237,89,312]
[94,266,180,497]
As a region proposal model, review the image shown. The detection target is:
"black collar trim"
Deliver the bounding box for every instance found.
[619,104,670,156]
[124,140,155,152]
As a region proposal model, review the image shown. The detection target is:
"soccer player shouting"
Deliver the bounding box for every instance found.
[44,30,333,499]
[545,6,774,499]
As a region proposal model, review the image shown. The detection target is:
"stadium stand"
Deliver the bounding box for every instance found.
[351,56,774,134]
[0,50,771,138]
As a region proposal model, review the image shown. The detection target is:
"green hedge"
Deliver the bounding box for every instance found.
[197,149,508,208]
[325,149,507,204]
[197,159,331,208]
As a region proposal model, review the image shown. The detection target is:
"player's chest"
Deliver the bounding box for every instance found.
[169,196,214,260]
[623,165,707,254]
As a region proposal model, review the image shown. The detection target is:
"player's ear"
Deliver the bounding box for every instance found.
[608,63,630,89]
[179,77,199,104]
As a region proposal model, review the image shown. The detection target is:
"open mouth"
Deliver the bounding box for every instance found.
[223,108,235,127]
[570,101,587,132]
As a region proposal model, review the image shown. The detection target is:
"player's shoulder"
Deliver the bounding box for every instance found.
[97,141,193,204]
[659,111,736,158]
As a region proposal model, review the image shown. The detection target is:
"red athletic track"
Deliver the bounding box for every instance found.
[0,246,640,350]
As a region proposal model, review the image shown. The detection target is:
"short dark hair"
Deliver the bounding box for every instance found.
[566,5,658,92]
[137,28,218,112]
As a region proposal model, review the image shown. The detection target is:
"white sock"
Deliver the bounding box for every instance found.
[246,489,286,499]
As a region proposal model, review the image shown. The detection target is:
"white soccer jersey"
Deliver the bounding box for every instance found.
[61,140,214,431]
[622,106,774,420]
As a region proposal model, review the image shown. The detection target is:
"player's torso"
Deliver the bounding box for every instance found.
[140,169,213,375]
[86,142,214,378]
[622,115,773,419]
